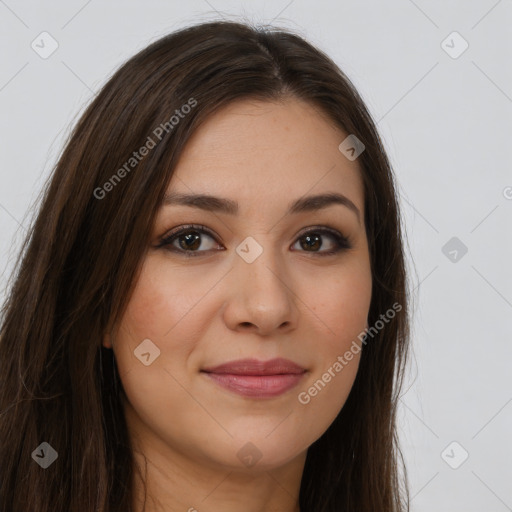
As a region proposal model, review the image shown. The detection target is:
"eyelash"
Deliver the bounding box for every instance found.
[157,224,352,258]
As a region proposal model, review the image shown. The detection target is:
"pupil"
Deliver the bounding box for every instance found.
[302,234,320,251]
[177,232,323,252]
[180,232,200,250]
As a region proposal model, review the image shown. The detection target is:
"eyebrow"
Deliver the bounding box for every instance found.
[163,191,361,222]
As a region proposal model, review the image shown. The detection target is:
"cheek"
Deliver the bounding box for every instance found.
[112,256,222,390]
[294,262,371,427]
[307,263,372,344]
[111,260,204,435]
[120,258,210,344]
[111,261,182,382]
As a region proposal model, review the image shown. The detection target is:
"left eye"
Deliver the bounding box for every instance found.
[291,228,351,255]
[158,224,351,257]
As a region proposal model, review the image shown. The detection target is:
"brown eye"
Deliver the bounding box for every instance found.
[176,231,202,251]
[292,228,352,256]
[158,224,351,258]
[159,225,222,257]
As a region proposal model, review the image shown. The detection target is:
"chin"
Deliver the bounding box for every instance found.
[228,435,308,471]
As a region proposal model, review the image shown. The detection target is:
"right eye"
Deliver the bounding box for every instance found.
[158,224,224,257]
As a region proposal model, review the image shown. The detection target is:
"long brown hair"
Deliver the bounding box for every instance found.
[0,20,411,511]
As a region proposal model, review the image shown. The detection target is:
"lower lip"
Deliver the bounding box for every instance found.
[202,372,305,398]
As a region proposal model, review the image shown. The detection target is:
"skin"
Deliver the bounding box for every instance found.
[103,97,372,512]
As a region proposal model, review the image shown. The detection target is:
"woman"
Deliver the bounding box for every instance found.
[0,19,411,512]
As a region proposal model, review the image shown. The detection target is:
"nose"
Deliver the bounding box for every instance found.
[222,242,300,336]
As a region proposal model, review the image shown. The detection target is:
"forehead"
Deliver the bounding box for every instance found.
[168,98,365,215]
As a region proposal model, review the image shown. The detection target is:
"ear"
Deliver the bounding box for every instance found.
[102,331,113,349]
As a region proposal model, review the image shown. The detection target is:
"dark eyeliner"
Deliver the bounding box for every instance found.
[293,226,352,256]
[157,224,352,257]
[157,224,218,258]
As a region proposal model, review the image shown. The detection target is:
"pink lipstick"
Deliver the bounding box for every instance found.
[201,358,307,398]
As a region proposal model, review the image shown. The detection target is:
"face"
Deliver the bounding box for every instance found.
[103,97,372,474]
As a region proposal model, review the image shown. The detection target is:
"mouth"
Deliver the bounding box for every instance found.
[201,358,307,398]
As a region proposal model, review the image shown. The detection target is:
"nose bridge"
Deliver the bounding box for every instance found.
[252,249,283,285]
[225,233,298,333]
[237,233,288,297]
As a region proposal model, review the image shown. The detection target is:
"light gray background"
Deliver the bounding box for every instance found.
[1,1,511,510]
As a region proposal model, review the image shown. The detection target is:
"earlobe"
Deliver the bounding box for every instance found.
[102,322,118,349]
[102,333,113,349]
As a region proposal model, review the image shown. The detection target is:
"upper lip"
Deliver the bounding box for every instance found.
[201,358,306,375]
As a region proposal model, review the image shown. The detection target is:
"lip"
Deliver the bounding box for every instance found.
[201,358,307,398]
